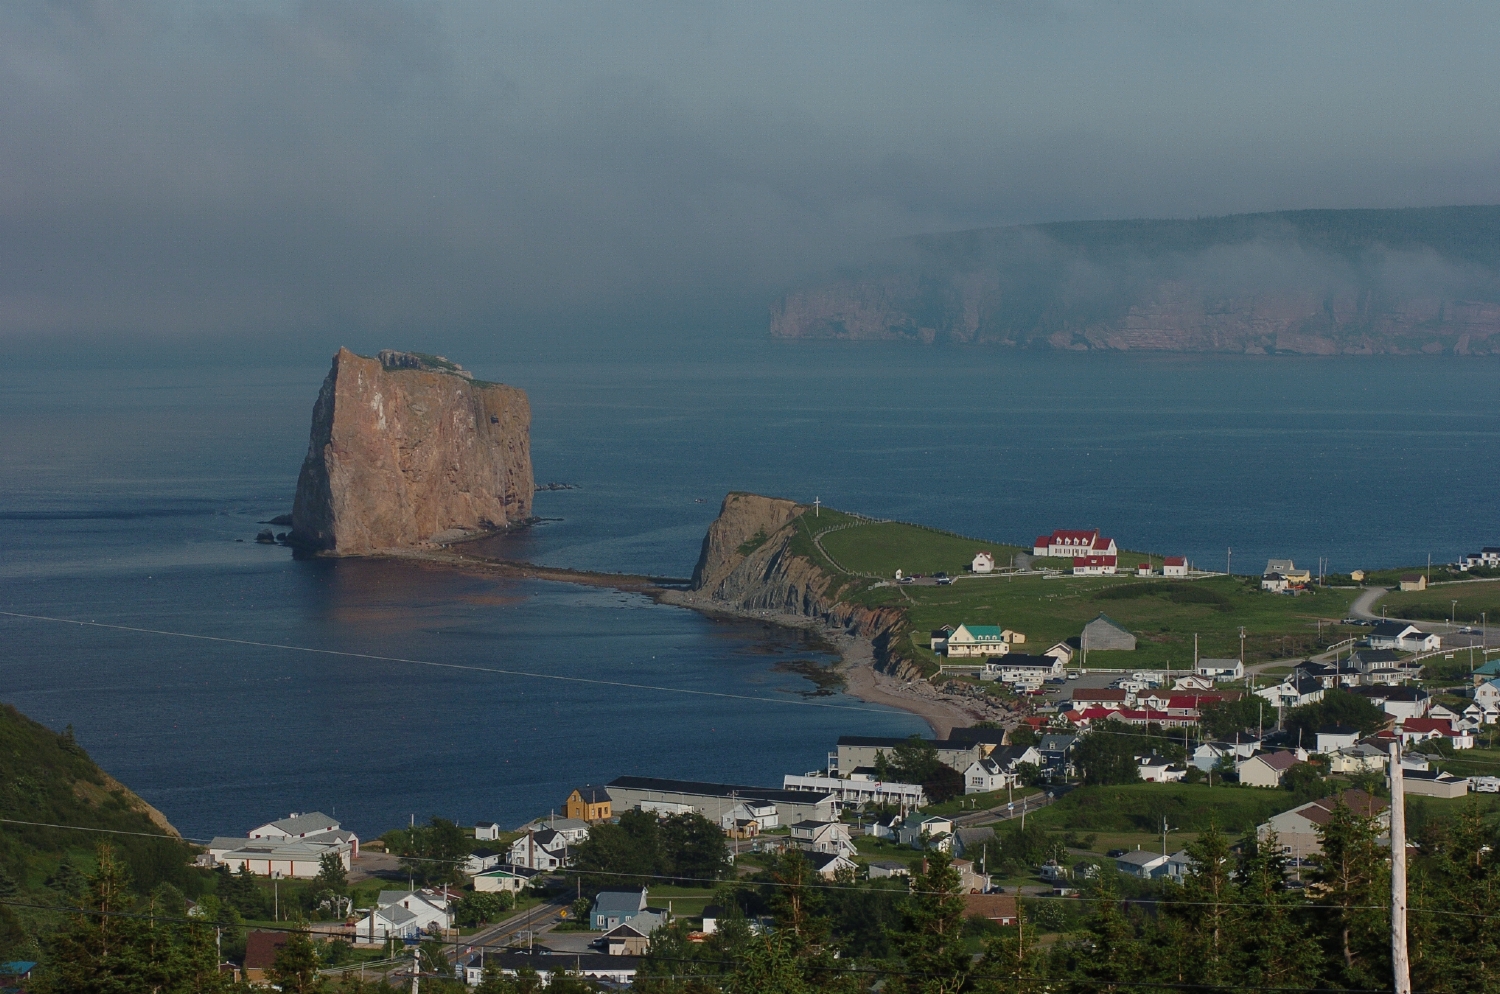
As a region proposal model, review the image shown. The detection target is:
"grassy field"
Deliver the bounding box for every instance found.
[1381,578,1500,625]
[1025,783,1300,835]
[920,785,1042,817]
[804,512,1361,667]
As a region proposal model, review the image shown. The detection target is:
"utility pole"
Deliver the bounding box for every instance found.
[1390,741,1411,994]
[411,942,420,994]
[1226,547,1231,576]
[1239,626,1247,665]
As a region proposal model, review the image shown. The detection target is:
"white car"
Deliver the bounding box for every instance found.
[1473,777,1500,793]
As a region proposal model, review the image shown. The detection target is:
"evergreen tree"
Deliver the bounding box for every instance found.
[268,925,325,993]
[887,850,969,994]
[1235,829,1323,991]
[1310,796,1390,990]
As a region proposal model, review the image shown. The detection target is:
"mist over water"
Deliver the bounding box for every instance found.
[0,337,1496,838]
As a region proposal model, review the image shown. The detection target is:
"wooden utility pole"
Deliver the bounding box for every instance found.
[1390,741,1411,994]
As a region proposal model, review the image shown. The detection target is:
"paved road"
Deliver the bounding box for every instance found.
[448,898,568,963]
[953,786,1066,827]
[1350,586,1386,620]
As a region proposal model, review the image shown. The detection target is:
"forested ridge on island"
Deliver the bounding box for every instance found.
[771,205,1500,355]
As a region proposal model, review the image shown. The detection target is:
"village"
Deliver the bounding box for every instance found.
[195,528,1500,988]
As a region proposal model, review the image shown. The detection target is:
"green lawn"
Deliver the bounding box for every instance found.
[1382,578,1500,625]
[785,504,1362,669]
[920,785,1042,818]
[1026,783,1302,835]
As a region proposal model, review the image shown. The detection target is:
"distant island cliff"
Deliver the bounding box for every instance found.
[772,206,1500,354]
[291,348,534,555]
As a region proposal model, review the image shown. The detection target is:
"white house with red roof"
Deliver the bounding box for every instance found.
[1162,557,1188,578]
[1398,717,1474,749]
[1072,554,1118,576]
[1034,530,1117,559]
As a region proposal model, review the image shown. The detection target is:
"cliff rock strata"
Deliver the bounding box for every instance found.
[685,493,913,675]
[292,348,533,555]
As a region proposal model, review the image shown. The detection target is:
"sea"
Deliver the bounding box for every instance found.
[1,335,1497,841]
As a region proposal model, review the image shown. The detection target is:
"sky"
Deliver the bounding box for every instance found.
[4,1,1500,347]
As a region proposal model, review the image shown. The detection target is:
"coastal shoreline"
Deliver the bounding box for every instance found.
[382,546,997,737]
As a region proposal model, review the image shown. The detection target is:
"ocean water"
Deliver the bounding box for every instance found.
[1,337,1497,839]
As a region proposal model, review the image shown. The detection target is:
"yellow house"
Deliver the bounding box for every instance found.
[1399,574,1427,592]
[566,785,613,823]
[1350,569,1366,582]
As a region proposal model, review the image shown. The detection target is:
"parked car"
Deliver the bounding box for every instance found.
[1106,849,1127,858]
[936,576,953,585]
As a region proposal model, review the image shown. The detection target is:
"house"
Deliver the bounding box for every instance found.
[472,864,542,894]
[353,890,452,944]
[1237,751,1303,788]
[1368,622,1441,653]
[1261,573,1289,593]
[603,921,654,957]
[954,826,997,860]
[1399,718,1474,750]
[868,814,902,840]
[834,736,982,776]
[980,654,1063,686]
[1399,574,1427,592]
[1115,849,1170,879]
[249,811,348,844]
[592,889,649,931]
[1315,725,1361,754]
[1038,733,1078,771]
[1298,660,1361,690]
[1258,790,1389,857]
[963,892,1018,925]
[1263,559,1312,586]
[1459,547,1500,570]
[1034,529,1117,560]
[474,821,500,841]
[1070,687,1131,710]
[242,931,290,983]
[1162,850,1195,882]
[944,624,1024,658]
[208,831,356,878]
[972,552,995,574]
[463,848,503,875]
[1194,658,1244,680]
[805,851,859,879]
[566,785,614,823]
[515,816,591,845]
[1081,613,1137,651]
[789,820,855,857]
[475,952,640,986]
[607,776,838,825]
[1475,678,1500,709]
[508,830,570,870]
[1043,642,1075,665]
[963,746,1043,793]
[1073,554,1119,576]
[1255,676,1325,709]
[718,799,779,835]
[867,859,911,880]
[1137,756,1186,783]
[1351,685,1430,720]
[1163,556,1189,578]
[1192,741,1233,772]
[899,816,955,848]
[1351,569,1367,581]
[1136,563,1153,577]
[1400,770,1469,798]
[953,857,990,893]
[1174,674,1217,691]
[930,626,955,652]
[1350,648,1403,674]
[1328,743,1388,774]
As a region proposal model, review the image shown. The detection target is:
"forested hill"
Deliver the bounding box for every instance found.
[771,205,1500,354]
[0,702,195,958]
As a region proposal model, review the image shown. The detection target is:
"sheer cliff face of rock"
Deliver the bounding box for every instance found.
[292,348,533,555]
[689,493,906,656]
[772,207,1500,354]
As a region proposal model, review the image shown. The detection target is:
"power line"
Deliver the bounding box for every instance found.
[0,610,902,717]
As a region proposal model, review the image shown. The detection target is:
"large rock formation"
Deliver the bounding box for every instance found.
[772,206,1500,354]
[681,493,909,669]
[291,348,533,555]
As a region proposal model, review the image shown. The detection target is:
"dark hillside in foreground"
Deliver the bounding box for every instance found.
[0,702,197,953]
[772,205,1500,354]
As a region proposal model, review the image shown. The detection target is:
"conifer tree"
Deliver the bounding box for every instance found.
[887,850,969,994]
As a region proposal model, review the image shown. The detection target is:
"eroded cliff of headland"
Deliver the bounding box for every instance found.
[291,348,533,555]
[676,493,913,673]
